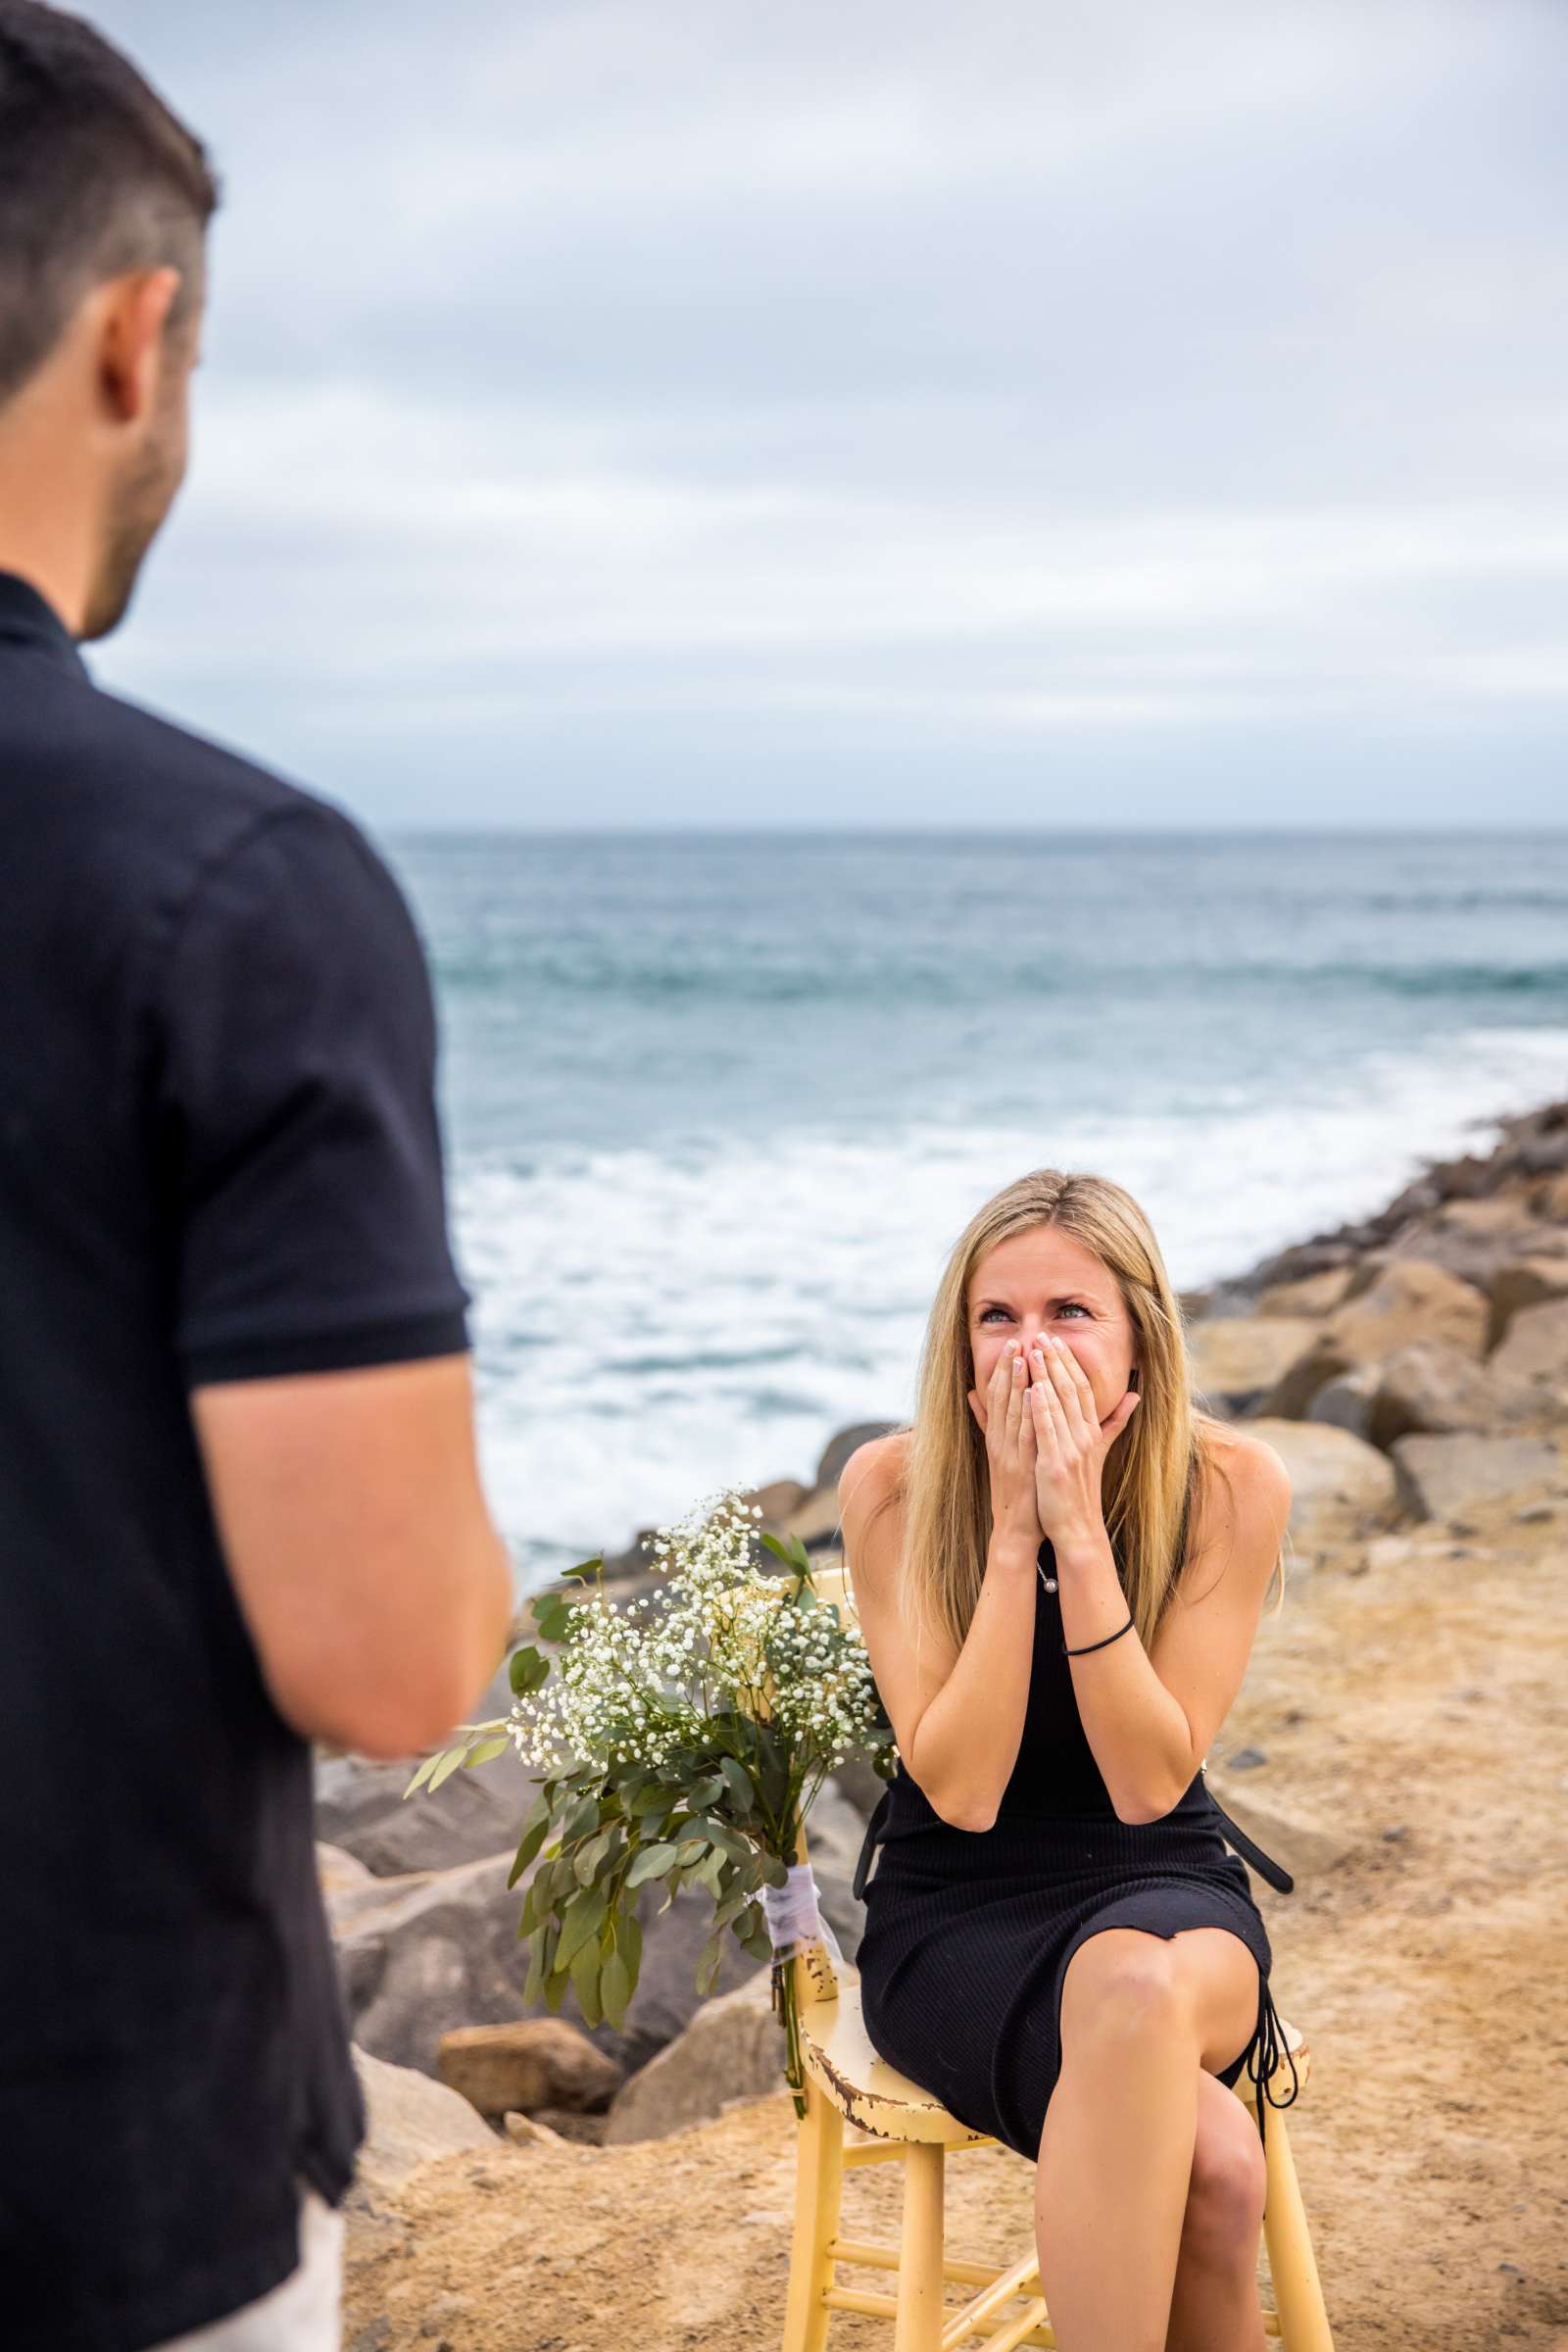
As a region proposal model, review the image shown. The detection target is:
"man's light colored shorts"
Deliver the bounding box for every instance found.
[151,2181,344,2351]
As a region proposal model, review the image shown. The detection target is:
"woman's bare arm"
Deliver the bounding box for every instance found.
[838,1435,1040,1832]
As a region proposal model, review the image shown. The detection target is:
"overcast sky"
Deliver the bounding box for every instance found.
[83,0,1567,829]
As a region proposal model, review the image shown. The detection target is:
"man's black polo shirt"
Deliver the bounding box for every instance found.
[0,570,472,2348]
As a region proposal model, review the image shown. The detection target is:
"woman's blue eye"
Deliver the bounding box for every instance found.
[979,1303,1089,1324]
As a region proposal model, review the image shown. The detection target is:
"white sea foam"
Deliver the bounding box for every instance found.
[452,1023,1568,1592]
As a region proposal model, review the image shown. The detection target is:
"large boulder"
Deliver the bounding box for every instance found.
[785,1486,846,1554]
[1261,1261,1491,1419]
[1189,1318,1320,1413]
[814,1422,903,1493]
[329,1843,763,2083]
[1390,1434,1564,1521]
[1356,1342,1537,1450]
[348,2045,497,2213]
[1303,1362,1380,1442]
[1490,1297,1568,1388]
[602,1965,780,2144]
[1242,1419,1400,1538]
[317,1749,530,1879]
[1488,1257,1568,1349]
[436,2018,618,2121]
[328,1850,539,2075]
[825,1756,890,1823]
[1200,1771,1363,1883]
[1254,1268,1356,1318]
[315,1662,544,1878]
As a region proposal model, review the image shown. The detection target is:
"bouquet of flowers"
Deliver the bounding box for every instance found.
[404,1484,895,2114]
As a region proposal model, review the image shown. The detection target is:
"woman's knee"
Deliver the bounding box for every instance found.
[1059,1930,1193,2049]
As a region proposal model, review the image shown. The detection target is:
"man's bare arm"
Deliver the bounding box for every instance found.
[190,1352,514,1760]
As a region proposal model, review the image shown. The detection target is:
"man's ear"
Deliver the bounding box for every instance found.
[94,266,183,424]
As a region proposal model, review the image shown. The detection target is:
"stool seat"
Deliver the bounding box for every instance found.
[800,1974,998,2149]
[802,1964,1312,2149]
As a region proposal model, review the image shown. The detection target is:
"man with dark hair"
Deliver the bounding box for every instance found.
[0,7,515,2346]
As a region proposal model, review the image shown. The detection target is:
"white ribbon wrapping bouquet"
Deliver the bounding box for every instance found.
[760,1860,846,1969]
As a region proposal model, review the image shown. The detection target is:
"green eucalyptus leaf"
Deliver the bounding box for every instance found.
[695,1936,724,1997]
[569,1936,604,2028]
[402,1750,442,1799]
[717,1757,755,1814]
[564,1793,602,1846]
[613,1906,643,1980]
[463,1736,512,1770]
[530,1594,576,1644]
[714,1885,753,1929]
[521,1922,554,2003]
[556,1886,609,1972]
[507,1810,555,1891]
[674,1837,708,1866]
[624,1842,679,1888]
[574,1830,613,1886]
[696,1846,727,1896]
[561,1556,604,1583]
[601,1948,634,2029]
[509,1646,551,1696]
[425,1745,467,1793]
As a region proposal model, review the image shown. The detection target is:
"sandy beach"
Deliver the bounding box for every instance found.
[339,1103,1568,2350]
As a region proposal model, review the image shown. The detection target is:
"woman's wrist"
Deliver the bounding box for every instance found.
[1048,1516,1111,1572]
[987,1521,1042,1576]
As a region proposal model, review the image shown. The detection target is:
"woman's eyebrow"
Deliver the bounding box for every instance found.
[971,1293,1097,1312]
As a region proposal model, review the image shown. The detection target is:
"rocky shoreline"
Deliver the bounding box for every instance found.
[327,1095,1568,2350]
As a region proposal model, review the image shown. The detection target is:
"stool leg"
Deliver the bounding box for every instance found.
[781,2075,845,2352]
[1260,2111,1334,2352]
[894,2142,946,2352]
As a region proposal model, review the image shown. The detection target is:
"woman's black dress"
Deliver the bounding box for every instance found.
[853,1537,1300,2162]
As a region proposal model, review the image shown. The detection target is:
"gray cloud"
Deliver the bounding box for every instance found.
[82,0,1568,825]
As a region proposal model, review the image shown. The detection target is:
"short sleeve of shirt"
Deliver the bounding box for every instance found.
[159,802,471,1385]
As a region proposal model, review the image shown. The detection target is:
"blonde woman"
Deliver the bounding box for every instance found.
[841,1167,1300,2352]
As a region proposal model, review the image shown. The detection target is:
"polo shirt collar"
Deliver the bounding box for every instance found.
[0,569,91,681]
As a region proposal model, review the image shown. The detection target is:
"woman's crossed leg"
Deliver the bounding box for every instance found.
[1034,1925,1268,2352]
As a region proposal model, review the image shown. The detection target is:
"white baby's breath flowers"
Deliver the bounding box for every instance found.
[508,1483,884,1786]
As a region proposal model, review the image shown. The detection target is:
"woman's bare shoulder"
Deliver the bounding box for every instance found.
[836,1426,911,1514]
[1190,1421,1293,1560]
[1198,1421,1292,1509]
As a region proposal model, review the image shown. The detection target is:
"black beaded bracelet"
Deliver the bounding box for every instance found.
[1062,1611,1136,1657]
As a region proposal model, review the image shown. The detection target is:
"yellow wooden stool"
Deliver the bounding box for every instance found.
[778,1565,1335,2351]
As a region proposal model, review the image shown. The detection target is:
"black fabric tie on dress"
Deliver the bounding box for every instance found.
[1204,1790,1295,1893]
[1245,1970,1302,2151]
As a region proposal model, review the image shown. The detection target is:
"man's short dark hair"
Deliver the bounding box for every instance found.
[0,2,220,407]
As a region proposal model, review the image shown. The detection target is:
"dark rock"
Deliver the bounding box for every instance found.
[814,1421,904,1493]
[1228,1747,1269,1770]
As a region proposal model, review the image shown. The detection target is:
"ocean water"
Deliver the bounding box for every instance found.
[381,829,1568,1593]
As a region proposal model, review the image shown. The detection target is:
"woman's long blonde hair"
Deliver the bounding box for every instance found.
[886,1167,1287,1663]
